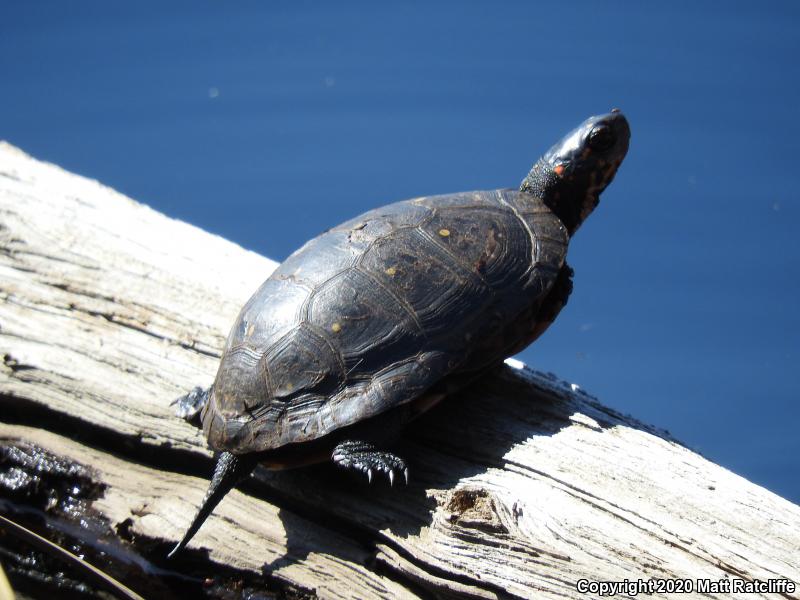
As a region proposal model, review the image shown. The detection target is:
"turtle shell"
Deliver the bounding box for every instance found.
[202,189,568,453]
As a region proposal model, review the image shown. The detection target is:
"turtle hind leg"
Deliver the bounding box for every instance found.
[332,440,409,486]
[171,386,209,427]
[167,451,257,558]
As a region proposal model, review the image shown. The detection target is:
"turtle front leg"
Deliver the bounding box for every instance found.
[171,386,209,428]
[332,440,409,485]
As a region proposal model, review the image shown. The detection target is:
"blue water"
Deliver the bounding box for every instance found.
[2,1,798,502]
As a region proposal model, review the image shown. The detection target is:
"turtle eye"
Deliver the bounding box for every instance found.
[588,125,615,152]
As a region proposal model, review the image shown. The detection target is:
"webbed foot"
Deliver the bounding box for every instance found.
[331,440,408,485]
[171,386,209,428]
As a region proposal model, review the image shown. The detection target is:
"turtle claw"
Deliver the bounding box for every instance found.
[331,440,409,487]
[172,386,209,427]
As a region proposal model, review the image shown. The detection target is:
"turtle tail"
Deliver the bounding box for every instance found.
[167,451,257,558]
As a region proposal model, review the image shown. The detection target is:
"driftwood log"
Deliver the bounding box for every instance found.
[1,141,798,599]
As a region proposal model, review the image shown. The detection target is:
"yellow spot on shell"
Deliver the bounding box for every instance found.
[438,228,450,237]
[385,266,396,276]
[246,324,255,337]
[331,322,342,333]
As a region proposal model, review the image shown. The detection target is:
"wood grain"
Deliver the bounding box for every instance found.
[1,141,798,599]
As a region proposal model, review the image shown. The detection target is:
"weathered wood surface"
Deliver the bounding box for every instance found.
[1,141,799,599]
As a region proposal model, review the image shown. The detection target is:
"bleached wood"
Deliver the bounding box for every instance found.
[1,141,798,599]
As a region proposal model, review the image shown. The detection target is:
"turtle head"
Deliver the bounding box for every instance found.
[520,110,630,236]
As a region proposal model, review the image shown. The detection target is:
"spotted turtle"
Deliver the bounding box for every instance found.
[169,110,630,556]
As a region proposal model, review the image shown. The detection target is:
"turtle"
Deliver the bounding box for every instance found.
[168,110,630,557]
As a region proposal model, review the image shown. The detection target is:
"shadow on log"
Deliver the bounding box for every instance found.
[1,141,799,599]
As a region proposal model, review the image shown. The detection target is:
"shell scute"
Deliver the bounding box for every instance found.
[419,205,532,290]
[305,267,425,379]
[357,227,494,341]
[262,324,342,401]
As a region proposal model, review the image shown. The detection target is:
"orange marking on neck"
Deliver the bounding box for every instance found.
[554,165,565,177]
